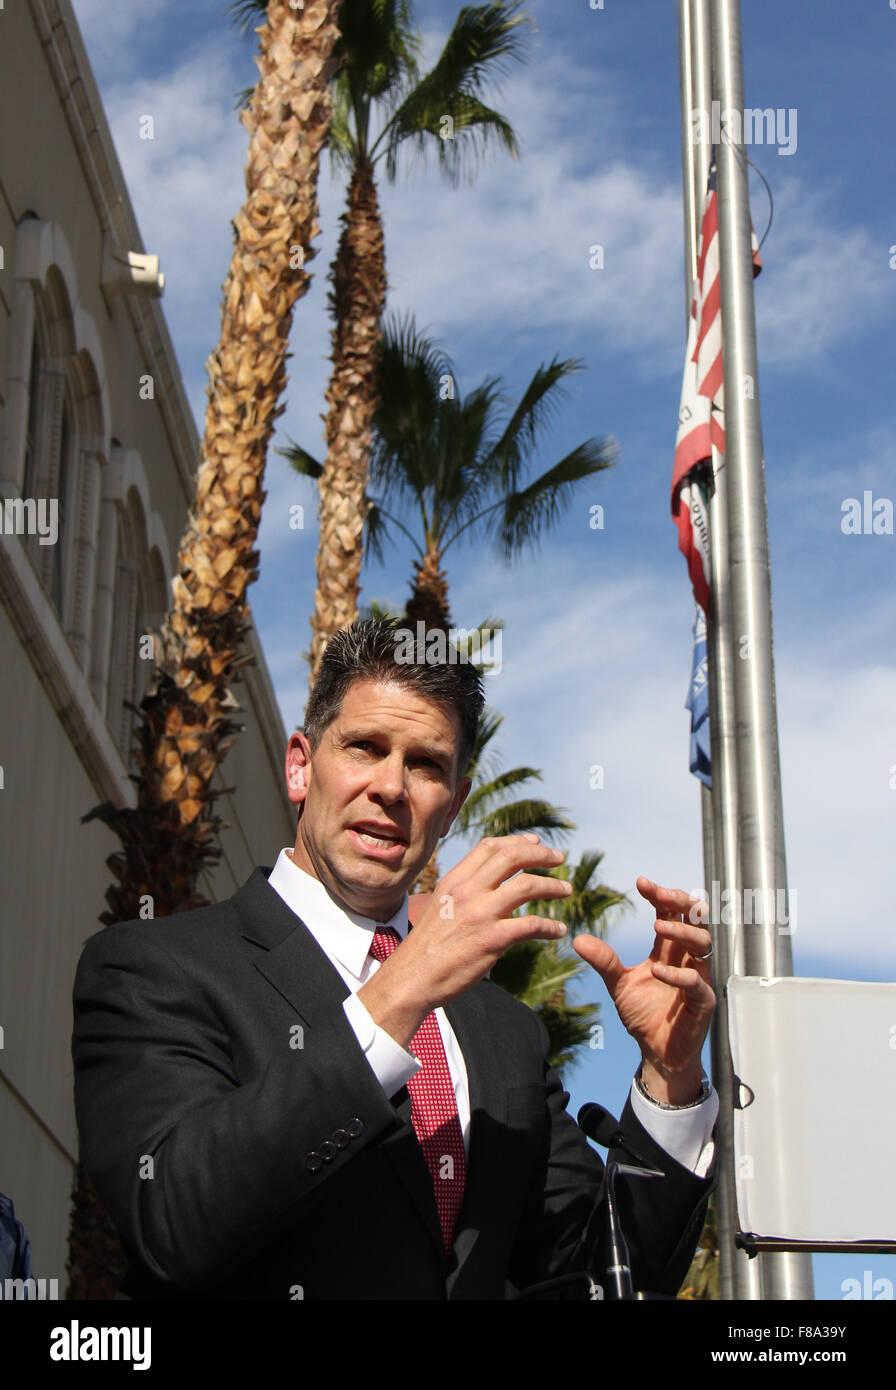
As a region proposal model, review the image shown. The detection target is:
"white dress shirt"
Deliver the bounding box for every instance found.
[267,849,718,1177]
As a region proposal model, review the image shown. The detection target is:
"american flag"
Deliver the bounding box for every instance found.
[671,158,762,612]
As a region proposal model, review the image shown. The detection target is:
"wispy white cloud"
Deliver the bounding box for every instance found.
[433,549,896,975]
[775,425,896,520]
[753,181,887,368]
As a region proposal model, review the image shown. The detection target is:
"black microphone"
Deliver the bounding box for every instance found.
[577,1102,624,1148]
[578,1102,658,1171]
[577,1102,665,1300]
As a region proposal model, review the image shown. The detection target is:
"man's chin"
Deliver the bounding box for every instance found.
[335,847,428,912]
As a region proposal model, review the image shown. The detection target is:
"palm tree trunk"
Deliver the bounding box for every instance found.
[405,546,452,631]
[67,0,344,1298]
[308,156,388,679]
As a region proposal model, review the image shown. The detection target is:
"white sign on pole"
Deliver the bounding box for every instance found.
[728,976,896,1245]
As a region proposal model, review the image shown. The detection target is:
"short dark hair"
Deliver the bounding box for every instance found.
[303,619,484,777]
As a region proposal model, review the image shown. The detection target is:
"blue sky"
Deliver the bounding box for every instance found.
[70,0,896,1299]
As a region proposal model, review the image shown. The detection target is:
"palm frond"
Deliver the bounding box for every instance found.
[378,3,533,184]
[446,616,504,678]
[570,849,605,895]
[433,377,510,544]
[473,800,574,841]
[227,0,268,112]
[326,79,361,175]
[277,438,324,478]
[331,0,422,160]
[363,499,393,565]
[226,0,269,39]
[370,313,456,510]
[479,355,585,490]
[461,705,504,780]
[360,597,404,622]
[490,437,619,560]
[454,765,543,828]
[519,856,633,935]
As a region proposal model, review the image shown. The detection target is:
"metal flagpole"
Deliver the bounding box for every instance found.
[678,0,720,1059]
[685,0,761,1303]
[678,0,698,296]
[691,0,755,1301]
[709,0,814,1300]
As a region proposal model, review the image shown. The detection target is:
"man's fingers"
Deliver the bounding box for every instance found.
[650,960,716,1007]
[493,914,568,950]
[491,871,573,919]
[443,834,567,897]
[651,918,713,961]
[572,934,627,995]
[637,876,706,924]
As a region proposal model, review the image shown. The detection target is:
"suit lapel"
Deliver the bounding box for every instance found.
[233,870,447,1260]
[443,985,508,1288]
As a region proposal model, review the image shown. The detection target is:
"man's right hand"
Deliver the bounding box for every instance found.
[356,834,572,1049]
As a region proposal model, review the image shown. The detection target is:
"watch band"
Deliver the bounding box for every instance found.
[635,1063,710,1110]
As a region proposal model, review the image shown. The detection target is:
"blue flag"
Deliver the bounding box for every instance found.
[685,605,711,787]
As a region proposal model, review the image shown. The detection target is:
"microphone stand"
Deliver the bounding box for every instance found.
[514,1102,666,1301]
[578,1102,668,1300]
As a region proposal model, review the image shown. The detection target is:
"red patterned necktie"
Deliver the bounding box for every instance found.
[369,926,466,1251]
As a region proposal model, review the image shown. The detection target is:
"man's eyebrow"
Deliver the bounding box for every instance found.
[337,728,453,763]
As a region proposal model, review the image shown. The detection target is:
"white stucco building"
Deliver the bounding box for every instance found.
[0,0,295,1287]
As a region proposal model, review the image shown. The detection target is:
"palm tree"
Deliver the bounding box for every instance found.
[283,306,616,877]
[239,0,535,675]
[69,0,345,1300]
[449,705,573,846]
[282,312,619,633]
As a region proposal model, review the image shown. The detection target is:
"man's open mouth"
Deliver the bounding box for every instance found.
[349,823,408,849]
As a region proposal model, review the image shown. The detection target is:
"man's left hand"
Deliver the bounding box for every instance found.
[573,877,716,1104]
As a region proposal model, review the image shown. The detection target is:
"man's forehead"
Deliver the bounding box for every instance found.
[335,678,461,742]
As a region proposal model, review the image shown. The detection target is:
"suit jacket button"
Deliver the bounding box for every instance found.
[332,1129,350,1149]
[305,1152,323,1173]
[346,1117,363,1138]
[319,1141,337,1163]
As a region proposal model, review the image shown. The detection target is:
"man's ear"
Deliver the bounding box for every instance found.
[439,774,472,837]
[285,731,313,807]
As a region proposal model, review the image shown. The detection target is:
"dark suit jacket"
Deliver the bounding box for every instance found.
[71,867,716,1300]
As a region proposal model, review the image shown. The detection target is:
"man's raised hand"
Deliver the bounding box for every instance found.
[572,876,716,1104]
[357,834,572,1049]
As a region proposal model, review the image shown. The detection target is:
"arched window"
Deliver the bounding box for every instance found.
[17,309,56,583]
[15,284,108,679]
[21,330,41,502]
[50,392,75,618]
[106,489,167,769]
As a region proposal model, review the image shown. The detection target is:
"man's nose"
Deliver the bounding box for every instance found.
[367,753,407,802]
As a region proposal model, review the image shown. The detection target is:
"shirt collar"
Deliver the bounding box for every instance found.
[267,847,409,980]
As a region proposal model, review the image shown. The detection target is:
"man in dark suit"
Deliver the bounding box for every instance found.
[72,619,719,1300]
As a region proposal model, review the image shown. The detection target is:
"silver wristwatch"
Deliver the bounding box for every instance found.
[635,1063,711,1110]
